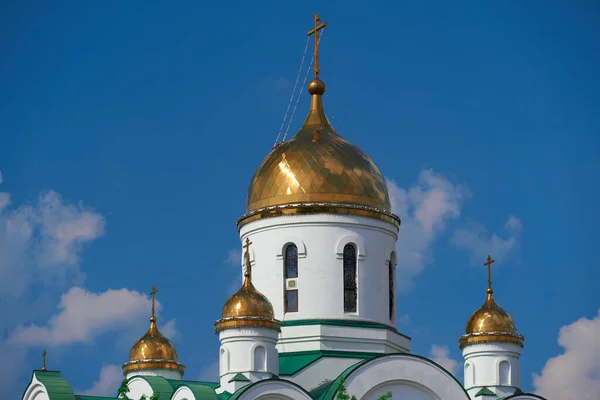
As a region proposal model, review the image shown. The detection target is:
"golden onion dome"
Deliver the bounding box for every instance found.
[244,78,392,216]
[458,257,524,348]
[122,289,185,375]
[215,239,281,332]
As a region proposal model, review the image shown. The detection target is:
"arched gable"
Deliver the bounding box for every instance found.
[229,378,313,400]
[322,353,470,400]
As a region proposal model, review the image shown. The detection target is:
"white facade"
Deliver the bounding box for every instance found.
[124,368,182,381]
[217,327,279,394]
[462,342,523,399]
[238,212,408,356]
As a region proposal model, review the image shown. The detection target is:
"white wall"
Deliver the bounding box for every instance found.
[239,213,399,327]
[462,342,522,390]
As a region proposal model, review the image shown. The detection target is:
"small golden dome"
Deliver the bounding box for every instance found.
[215,240,281,332]
[245,79,391,214]
[459,290,524,348]
[122,288,185,375]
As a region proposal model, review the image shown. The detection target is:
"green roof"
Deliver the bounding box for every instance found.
[34,371,76,400]
[279,350,380,376]
[228,373,250,383]
[75,396,116,400]
[475,386,496,397]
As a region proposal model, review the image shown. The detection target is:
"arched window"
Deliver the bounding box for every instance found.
[465,362,473,387]
[285,244,298,279]
[343,244,357,313]
[388,258,394,320]
[253,346,266,372]
[284,244,298,313]
[220,347,229,375]
[499,360,510,385]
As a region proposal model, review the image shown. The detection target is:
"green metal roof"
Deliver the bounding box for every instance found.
[278,350,379,376]
[34,371,76,400]
[474,387,496,397]
[228,373,250,383]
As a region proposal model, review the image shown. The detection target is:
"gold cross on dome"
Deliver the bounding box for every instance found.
[42,350,47,371]
[307,13,327,79]
[484,255,495,290]
[150,286,158,318]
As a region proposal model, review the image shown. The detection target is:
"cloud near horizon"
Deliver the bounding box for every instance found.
[80,364,123,397]
[429,344,460,377]
[9,287,176,346]
[533,309,600,399]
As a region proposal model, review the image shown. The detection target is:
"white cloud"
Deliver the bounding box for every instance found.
[80,364,123,396]
[451,216,522,265]
[8,287,176,346]
[430,344,459,376]
[198,359,219,382]
[224,248,241,266]
[387,170,470,291]
[0,187,105,298]
[533,309,600,400]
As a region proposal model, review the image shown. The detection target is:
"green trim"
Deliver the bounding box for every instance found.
[33,371,76,400]
[228,373,250,383]
[475,387,496,396]
[281,319,411,340]
[279,350,380,376]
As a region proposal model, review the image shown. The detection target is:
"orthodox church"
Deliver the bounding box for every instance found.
[21,14,548,400]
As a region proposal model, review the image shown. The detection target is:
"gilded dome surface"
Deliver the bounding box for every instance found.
[128,317,179,362]
[464,291,518,335]
[221,278,275,320]
[245,91,391,213]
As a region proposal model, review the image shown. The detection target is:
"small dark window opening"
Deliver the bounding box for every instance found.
[343,244,357,312]
[285,289,298,313]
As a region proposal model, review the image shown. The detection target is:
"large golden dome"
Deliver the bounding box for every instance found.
[245,80,391,215]
[122,289,185,375]
[215,240,281,332]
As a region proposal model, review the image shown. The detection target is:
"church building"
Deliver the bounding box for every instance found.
[21,14,548,400]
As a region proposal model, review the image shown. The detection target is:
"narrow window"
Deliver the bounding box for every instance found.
[285,244,298,278]
[389,259,394,320]
[284,244,299,313]
[220,347,229,375]
[343,244,357,312]
[253,346,266,372]
[285,289,298,312]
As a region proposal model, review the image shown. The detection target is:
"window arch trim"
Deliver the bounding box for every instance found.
[335,234,366,261]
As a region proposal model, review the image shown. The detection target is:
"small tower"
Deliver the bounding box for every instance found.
[459,256,524,399]
[122,286,185,380]
[214,239,281,394]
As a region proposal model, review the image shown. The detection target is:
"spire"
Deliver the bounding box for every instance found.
[484,255,495,297]
[305,13,328,126]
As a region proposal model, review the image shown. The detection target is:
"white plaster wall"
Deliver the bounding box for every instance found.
[462,342,522,389]
[277,324,410,354]
[219,327,279,389]
[239,213,399,327]
[287,356,365,390]
[172,386,195,400]
[343,355,469,400]
[125,368,182,380]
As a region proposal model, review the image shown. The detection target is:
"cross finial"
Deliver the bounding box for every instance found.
[243,238,253,278]
[484,255,495,293]
[42,350,47,371]
[150,286,158,319]
[307,13,327,79]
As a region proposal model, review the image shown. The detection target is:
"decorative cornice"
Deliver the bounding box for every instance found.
[458,331,525,348]
[237,203,401,230]
[121,359,186,375]
[215,316,282,333]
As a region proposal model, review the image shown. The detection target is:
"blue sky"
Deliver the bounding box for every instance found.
[1,1,598,398]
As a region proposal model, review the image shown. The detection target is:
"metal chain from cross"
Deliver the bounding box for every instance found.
[307,13,327,79]
[484,255,495,291]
